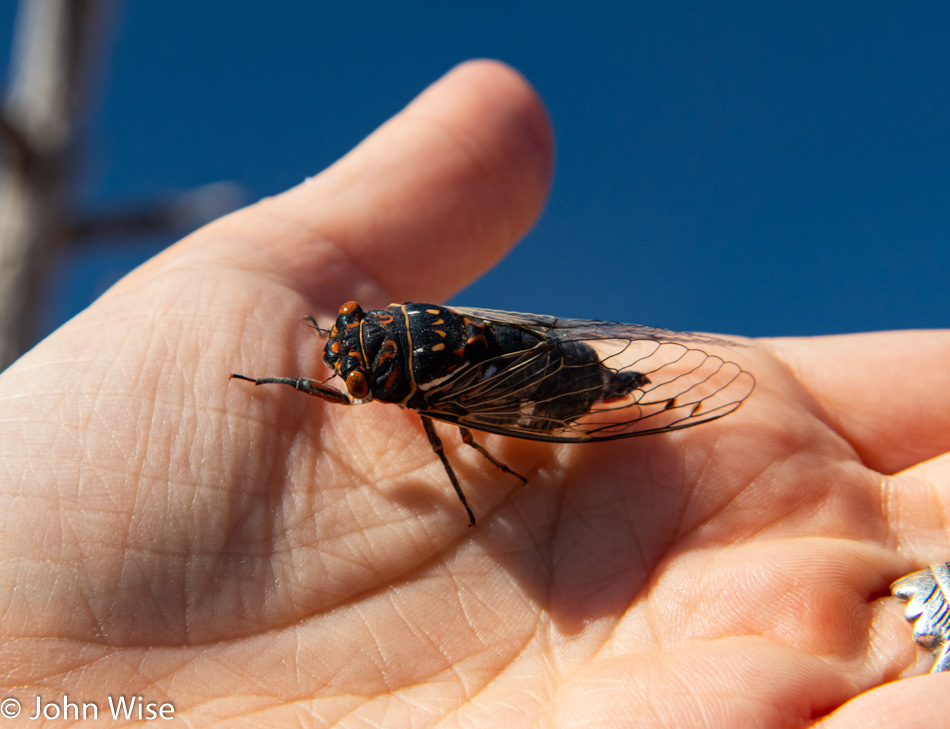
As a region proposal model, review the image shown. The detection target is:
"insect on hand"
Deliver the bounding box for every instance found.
[231,301,755,526]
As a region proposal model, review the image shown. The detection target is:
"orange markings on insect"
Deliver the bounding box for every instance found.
[340,301,359,315]
[431,343,446,352]
[434,330,447,338]
[466,334,487,346]
[384,365,400,389]
[377,313,395,326]
[330,341,340,354]
[426,308,441,315]
[453,348,465,358]
[377,340,397,362]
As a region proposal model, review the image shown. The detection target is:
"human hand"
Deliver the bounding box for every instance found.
[1,60,948,728]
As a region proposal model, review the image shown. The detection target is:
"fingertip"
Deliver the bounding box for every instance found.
[142,62,555,318]
[263,59,554,305]
[415,58,555,207]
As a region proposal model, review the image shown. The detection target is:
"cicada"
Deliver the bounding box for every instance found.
[232,301,755,525]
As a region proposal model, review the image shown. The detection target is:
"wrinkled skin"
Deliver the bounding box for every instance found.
[1,61,949,728]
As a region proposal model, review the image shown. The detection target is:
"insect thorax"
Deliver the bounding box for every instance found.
[322,303,497,404]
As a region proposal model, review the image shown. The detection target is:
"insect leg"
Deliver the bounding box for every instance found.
[420,417,477,527]
[230,374,350,405]
[301,315,331,336]
[458,427,527,485]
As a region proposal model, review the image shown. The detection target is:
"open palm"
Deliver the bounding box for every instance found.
[1,61,948,728]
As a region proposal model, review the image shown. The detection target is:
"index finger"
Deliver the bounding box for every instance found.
[763,331,950,474]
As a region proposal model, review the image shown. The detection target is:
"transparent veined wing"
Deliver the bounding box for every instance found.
[451,306,743,347]
[421,307,755,442]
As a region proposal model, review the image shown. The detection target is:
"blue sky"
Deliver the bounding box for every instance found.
[4,2,949,341]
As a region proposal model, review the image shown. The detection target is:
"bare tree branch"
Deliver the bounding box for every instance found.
[0,0,115,370]
[0,107,31,170]
[65,182,247,241]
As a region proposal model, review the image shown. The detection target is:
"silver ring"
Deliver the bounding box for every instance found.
[891,562,950,672]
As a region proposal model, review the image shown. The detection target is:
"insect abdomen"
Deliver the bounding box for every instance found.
[419,318,647,432]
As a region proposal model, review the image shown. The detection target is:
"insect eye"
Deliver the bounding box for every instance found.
[345,370,369,400]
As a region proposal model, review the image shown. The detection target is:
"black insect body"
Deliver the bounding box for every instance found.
[232,301,755,525]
